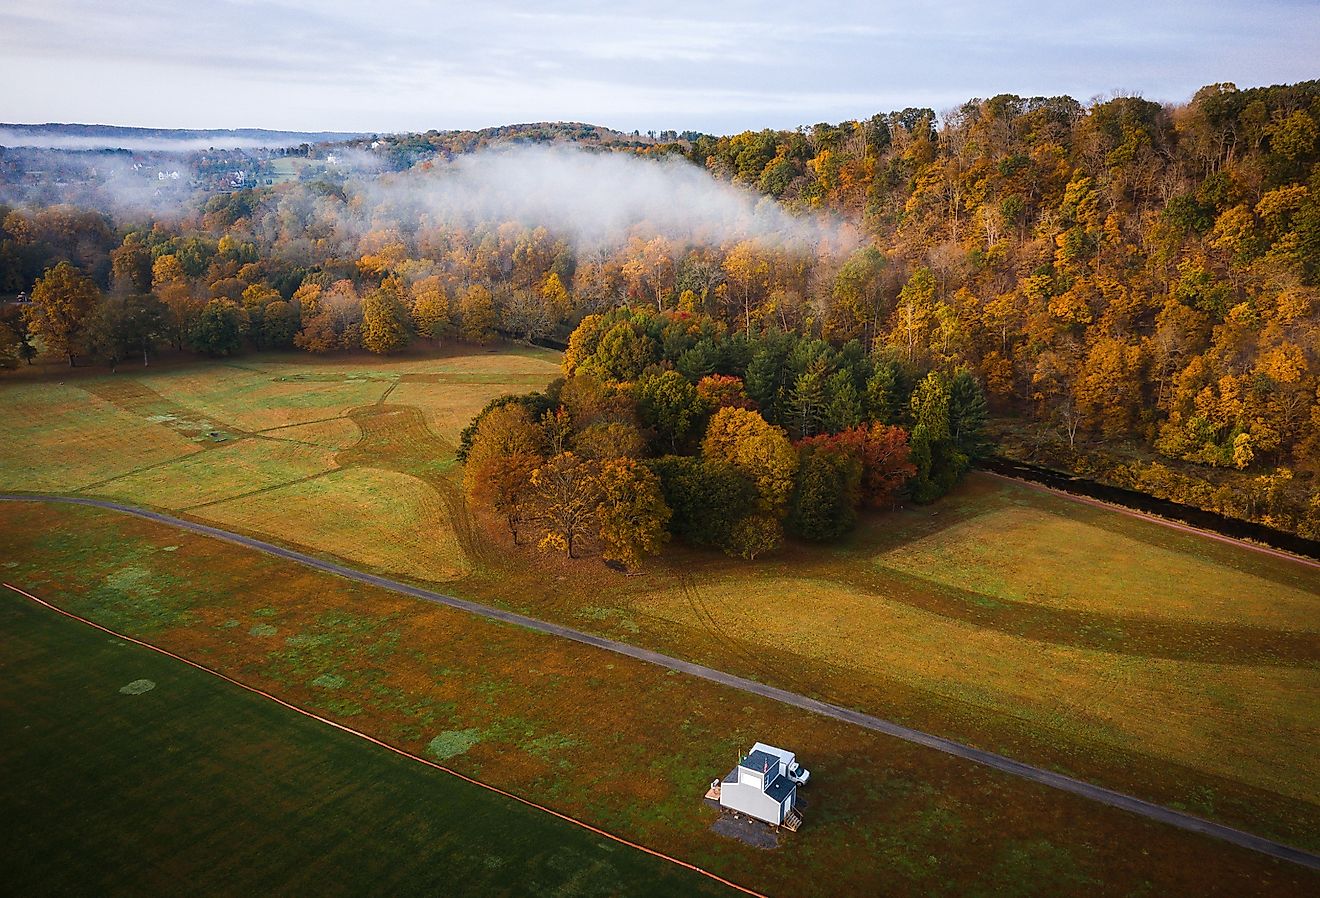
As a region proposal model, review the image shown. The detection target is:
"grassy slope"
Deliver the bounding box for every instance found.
[0,597,735,898]
[0,348,1316,852]
[1,501,1315,897]
[494,475,1319,850]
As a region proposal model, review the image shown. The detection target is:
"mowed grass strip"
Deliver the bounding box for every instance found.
[196,467,469,581]
[0,382,201,491]
[1,501,1316,897]
[92,438,340,510]
[0,599,738,898]
[875,503,1320,629]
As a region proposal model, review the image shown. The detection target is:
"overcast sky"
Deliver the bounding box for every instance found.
[1,0,1317,135]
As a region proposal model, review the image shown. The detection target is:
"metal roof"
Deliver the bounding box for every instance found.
[766,776,796,804]
[739,749,781,775]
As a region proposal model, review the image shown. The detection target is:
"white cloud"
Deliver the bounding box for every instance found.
[0,1,1315,132]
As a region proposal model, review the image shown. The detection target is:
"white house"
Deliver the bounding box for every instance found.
[717,742,809,830]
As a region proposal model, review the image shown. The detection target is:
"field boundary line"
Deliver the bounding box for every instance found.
[4,493,1319,871]
[985,471,1320,569]
[1,581,770,898]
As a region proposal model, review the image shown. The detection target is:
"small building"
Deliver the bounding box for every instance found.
[716,742,808,830]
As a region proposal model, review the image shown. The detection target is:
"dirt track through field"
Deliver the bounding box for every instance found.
[2,492,1317,872]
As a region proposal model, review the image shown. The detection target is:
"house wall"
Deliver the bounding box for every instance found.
[719,781,784,824]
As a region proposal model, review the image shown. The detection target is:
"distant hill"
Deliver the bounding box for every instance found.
[0,123,370,151]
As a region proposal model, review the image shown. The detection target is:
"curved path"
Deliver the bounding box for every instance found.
[3,492,1318,871]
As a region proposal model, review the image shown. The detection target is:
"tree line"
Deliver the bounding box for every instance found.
[2,78,1317,536]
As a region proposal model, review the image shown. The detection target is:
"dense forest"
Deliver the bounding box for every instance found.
[2,80,1318,538]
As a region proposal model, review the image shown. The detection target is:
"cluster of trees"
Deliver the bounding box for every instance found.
[3,79,1317,535]
[460,310,983,565]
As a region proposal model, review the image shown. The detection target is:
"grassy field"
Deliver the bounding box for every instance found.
[2,501,1314,897]
[0,346,1317,871]
[0,596,735,897]
[0,347,559,581]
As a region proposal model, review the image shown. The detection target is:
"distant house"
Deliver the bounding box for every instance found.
[717,742,808,830]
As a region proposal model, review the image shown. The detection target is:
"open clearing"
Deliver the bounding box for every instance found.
[2,501,1315,896]
[0,347,558,580]
[0,595,736,898]
[1,347,1317,865]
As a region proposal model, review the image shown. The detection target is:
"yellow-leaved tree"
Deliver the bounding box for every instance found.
[409,275,450,342]
[596,458,670,570]
[26,261,101,366]
[701,406,798,516]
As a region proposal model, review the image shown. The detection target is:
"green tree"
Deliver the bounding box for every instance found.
[947,368,990,458]
[635,370,703,450]
[584,321,657,382]
[259,300,299,349]
[823,368,863,433]
[788,443,862,541]
[86,293,165,371]
[788,363,828,438]
[0,303,36,366]
[188,300,245,357]
[649,456,756,551]
[907,371,968,502]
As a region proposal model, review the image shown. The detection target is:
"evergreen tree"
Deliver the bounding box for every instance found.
[188,300,245,357]
[823,368,864,433]
[948,368,990,459]
[788,444,862,540]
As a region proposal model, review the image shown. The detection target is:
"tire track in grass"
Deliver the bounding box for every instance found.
[1,581,769,898]
[2,493,1318,872]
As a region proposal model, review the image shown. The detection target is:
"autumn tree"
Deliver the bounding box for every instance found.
[702,406,799,517]
[458,284,498,343]
[152,253,200,351]
[410,275,450,342]
[525,452,602,558]
[596,458,670,570]
[361,282,411,355]
[803,423,915,509]
[696,374,755,411]
[463,404,547,543]
[110,236,153,294]
[25,262,101,365]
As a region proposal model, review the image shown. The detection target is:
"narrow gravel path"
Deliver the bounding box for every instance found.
[2,493,1317,871]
